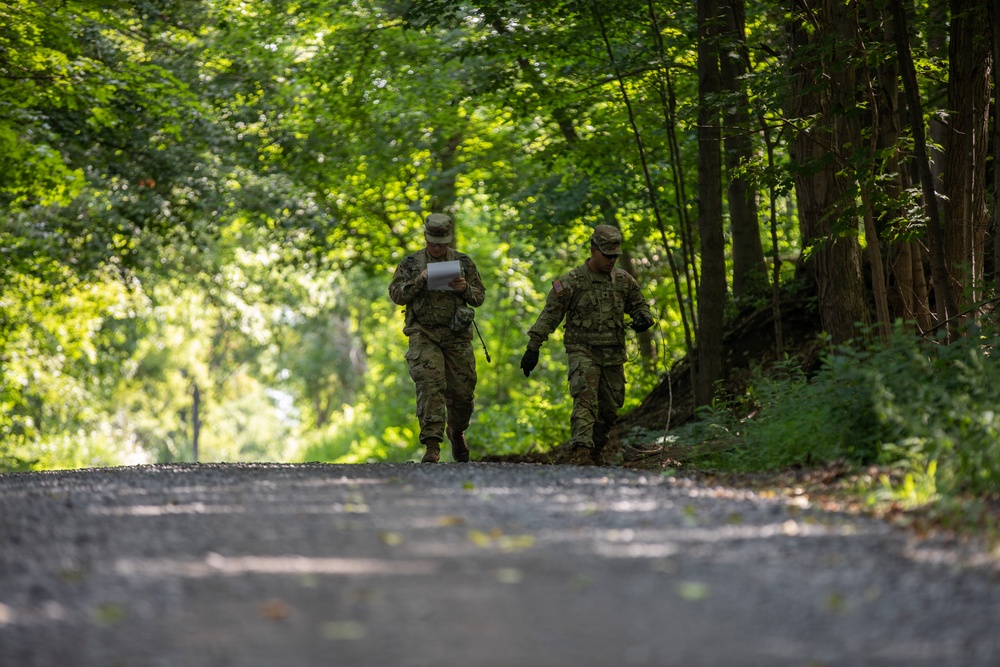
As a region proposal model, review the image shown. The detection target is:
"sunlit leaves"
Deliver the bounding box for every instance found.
[0,265,138,467]
[0,0,681,469]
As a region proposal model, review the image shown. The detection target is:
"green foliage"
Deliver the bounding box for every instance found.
[0,266,136,468]
[741,354,879,467]
[7,0,992,528]
[0,0,769,472]
[474,378,573,458]
[695,328,1000,498]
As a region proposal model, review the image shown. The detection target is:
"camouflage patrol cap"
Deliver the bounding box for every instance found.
[424,213,454,244]
[591,224,622,255]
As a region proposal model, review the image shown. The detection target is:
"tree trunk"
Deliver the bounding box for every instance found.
[851,4,892,341]
[761,120,785,356]
[867,0,933,331]
[720,0,767,298]
[788,0,871,344]
[928,1,949,232]
[993,0,1000,295]
[943,0,992,306]
[696,0,726,406]
[889,0,958,327]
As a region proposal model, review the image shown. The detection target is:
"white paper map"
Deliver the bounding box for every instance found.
[427,260,461,290]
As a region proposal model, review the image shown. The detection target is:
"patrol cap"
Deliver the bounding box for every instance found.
[591,224,622,256]
[424,213,454,244]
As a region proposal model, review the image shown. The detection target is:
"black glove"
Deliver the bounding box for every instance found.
[520,348,539,377]
[631,312,654,333]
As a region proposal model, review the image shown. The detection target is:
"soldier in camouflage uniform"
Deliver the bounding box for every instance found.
[520,225,654,466]
[389,213,486,463]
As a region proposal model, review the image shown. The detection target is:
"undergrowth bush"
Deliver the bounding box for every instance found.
[710,325,1000,497]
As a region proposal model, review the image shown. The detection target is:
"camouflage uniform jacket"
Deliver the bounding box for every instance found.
[527,264,650,362]
[388,248,486,342]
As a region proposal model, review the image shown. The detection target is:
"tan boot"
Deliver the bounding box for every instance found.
[571,445,596,467]
[421,442,440,463]
[590,446,605,466]
[447,428,470,462]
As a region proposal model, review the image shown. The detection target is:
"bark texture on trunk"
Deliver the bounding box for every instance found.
[721,0,767,298]
[943,0,992,304]
[788,0,871,344]
[696,0,727,406]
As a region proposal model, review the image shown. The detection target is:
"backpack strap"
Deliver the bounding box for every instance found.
[404,251,428,327]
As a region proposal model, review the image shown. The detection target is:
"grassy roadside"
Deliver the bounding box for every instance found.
[621,443,1000,563]
[613,324,1000,562]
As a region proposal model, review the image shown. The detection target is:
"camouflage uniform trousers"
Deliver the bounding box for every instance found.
[405,330,477,445]
[566,344,626,451]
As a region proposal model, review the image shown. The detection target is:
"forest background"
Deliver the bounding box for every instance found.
[3,0,999,523]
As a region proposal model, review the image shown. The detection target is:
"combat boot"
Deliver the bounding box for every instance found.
[590,446,605,466]
[447,427,470,463]
[421,442,441,463]
[571,445,596,467]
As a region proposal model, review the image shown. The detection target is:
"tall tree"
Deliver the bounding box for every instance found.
[787,0,870,344]
[994,0,1000,296]
[865,0,933,333]
[889,0,958,328]
[942,0,992,306]
[696,0,726,405]
[720,0,767,298]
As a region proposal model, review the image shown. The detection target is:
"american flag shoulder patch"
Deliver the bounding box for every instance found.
[553,280,564,294]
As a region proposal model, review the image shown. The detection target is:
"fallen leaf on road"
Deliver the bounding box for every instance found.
[498,534,534,551]
[342,502,369,513]
[677,581,710,601]
[467,529,535,551]
[259,599,292,620]
[323,620,367,640]
[683,505,698,526]
[468,529,492,547]
[92,602,125,626]
[496,567,523,583]
[379,531,403,546]
[824,592,846,613]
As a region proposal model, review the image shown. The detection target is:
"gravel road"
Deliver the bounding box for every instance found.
[0,462,997,667]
